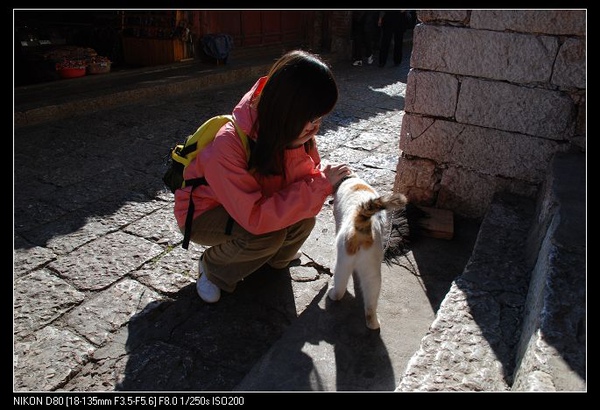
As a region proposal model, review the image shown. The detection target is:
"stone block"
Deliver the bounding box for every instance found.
[412,25,557,84]
[456,78,575,139]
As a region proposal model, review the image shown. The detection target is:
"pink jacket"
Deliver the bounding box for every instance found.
[174,77,333,234]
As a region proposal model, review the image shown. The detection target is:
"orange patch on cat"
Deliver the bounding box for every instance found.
[350,183,376,193]
[345,230,373,255]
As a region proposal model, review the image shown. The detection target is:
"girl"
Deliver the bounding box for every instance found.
[174,50,351,303]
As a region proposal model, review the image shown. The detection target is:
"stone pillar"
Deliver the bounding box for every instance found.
[394,10,586,219]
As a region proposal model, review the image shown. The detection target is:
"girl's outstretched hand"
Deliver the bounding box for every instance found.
[322,163,353,187]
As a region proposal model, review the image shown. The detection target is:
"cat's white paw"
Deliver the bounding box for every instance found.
[327,287,344,301]
[366,314,380,330]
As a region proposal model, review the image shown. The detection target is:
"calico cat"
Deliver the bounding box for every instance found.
[328,174,408,330]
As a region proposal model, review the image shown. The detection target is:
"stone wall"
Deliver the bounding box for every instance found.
[394,10,586,219]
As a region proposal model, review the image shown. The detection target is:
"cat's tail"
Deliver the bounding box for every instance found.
[358,193,408,219]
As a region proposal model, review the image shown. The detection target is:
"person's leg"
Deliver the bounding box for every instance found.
[353,27,368,65]
[188,207,316,291]
[352,33,362,63]
[393,28,405,66]
[378,24,392,67]
[188,206,288,293]
[351,19,364,64]
[267,217,315,269]
[364,27,374,64]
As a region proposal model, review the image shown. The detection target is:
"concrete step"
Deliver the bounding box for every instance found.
[511,152,586,391]
[397,192,535,391]
[396,152,586,392]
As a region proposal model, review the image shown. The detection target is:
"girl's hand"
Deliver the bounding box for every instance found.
[322,163,352,187]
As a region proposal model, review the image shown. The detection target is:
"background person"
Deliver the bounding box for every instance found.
[351,11,378,66]
[377,10,408,67]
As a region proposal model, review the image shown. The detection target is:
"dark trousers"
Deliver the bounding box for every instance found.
[352,30,373,61]
[352,18,374,61]
[379,14,406,66]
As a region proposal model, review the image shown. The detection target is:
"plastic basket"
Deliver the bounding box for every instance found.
[57,68,86,79]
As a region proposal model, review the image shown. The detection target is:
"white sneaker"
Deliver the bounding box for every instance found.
[352,60,363,66]
[367,54,374,65]
[196,259,221,303]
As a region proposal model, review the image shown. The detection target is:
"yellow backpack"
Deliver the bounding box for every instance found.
[163,115,250,248]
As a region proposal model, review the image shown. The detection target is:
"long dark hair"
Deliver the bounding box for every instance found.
[249,50,338,177]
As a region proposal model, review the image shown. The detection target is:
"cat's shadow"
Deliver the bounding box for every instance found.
[321,275,395,391]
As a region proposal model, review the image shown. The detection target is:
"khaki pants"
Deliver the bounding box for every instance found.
[187,206,315,293]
